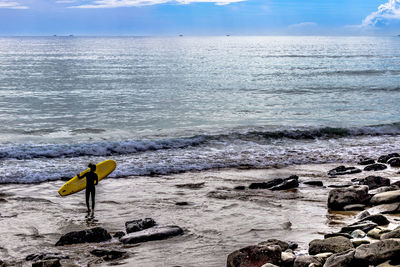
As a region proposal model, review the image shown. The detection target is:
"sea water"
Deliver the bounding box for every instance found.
[1,36,400,183]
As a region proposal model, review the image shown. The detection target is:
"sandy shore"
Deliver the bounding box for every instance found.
[1,163,400,266]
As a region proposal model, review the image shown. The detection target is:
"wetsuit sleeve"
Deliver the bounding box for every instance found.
[95,174,98,185]
[77,173,87,179]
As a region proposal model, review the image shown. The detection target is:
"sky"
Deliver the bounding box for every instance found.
[0,0,399,35]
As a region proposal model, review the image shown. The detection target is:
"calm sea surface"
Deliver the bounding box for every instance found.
[1,36,400,183]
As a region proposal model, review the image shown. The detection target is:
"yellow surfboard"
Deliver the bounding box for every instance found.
[58,159,116,196]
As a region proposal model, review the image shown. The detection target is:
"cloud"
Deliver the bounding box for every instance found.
[69,0,245,8]
[0,0,28,9]
[362,0,400,27]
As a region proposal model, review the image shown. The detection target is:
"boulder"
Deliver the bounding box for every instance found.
[288,241,299,250]
[113,231,125,239]
[281,251,296,267]
[234,186,246,190]
[249,176,299,190]
[175,201,190,206]
[328,166,361,176]
[314,252,333,263]
[354,239,400,265]
[226,245,281,267]
[120,225,183,244]
[388,157,400,167]
[125,218,156,234]
[249,179,283,189]
[367,227,386,239]
[378,153,400,164]
[308,236,354,255]
[358,158,375,165]
[323,249,355,267]
[32,259,61,267]
[293,255,323,267]
[327,185,369,210]
[303,181,324,186]
[370,190,400,205]
[270,177,299,190]
[381,228,400,240]
[55,227,111,246]
[358,214,390,226]
[364,164,387,172]
[258,239,289,251]
[90,249,127,261]
[340,221,377,234]
[357,176,390,190]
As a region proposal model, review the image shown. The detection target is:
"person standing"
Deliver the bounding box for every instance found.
[77,163,98,216]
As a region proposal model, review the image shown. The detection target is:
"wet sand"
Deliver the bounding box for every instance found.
[1,163,400,266]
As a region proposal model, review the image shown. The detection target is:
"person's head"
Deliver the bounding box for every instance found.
[88,163,96,172]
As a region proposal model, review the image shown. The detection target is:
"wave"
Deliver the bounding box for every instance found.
[1,123,400,160]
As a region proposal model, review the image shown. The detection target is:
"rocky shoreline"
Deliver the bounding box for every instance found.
[226,153,400,267]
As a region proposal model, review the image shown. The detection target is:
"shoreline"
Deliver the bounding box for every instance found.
[0,162,400,266]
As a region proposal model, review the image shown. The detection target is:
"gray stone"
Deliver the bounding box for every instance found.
[308,236,354,255]
[350,229,366,239]
[340,221,377,234]
[370,186,399,195]
[281,251,296,267]
[367,203,400,214]
[364,163,387,171]
[354,239,400,265]
[370,190,400,205]
[381,228,400,240]
[358,158,375,165]
[226,245,282,267]
[356,210,371,220]
[314,252,333,262]
[125,218,156,234]
[258,239,289,251]
[388,157,400,167]
[323,249,355,267]
[358,214,390,226]
[327,185,369,210]
[303,181,324,186]
[352,239,370,248]
[378,153,400,164]
[120,225,183,244]
[328,166,362,176]
[293,255,323,267]
[357,176,390,190]
[55,227,111,246]
[367,228,384,239]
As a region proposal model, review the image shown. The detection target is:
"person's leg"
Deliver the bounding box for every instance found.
[91,187,96,211]
[85,189,90,212]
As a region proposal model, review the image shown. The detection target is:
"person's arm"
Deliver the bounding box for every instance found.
[77,173,86,179]
[94,174,98,185]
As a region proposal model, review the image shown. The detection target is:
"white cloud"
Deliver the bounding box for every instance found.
[0,0,28,9]
[69,0,244,8]
[362,0,400,27]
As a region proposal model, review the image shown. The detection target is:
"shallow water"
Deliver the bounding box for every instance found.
[1,164,399,266]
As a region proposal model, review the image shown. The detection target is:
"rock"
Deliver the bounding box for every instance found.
[0,260,4,267]
[281,251,296,267]
[340,221,377,234]
[175,201,189,206]
[376,259,400,267]
[328,184,352,188]
[249,179,283,189]
[113,231,125,239]
[358,214,390,226]
[378,153,400,164]
[249,175,299,190]
[354,239,400,265]
[55,227,111,246]
[364,163,387,171]
[258,239,289,251]
[314,252,333,262]
[125,218,156,234]
[358,158,375,165]
[293,255,323,267]
[271,177,299,190]
[226,245,282,267]
[388,157,400,167]
[370,190,400,205]
[288,241,298,250]
[234,186,246,190]
[328,166,362,176]
[175,182,205,189]
[367,203,400,214]
[90,249,127,261]
[323,249,355,267]
[367,228,385,239]
[357,176,390,190]
[26,253,69,261]
[324,233,352,239]
[327,185,369,210]
[32,259,61,267]
[343,204,366,211]
[303,181,324,186]
[350,230,366,238]
[352,239,370,247]
[369,186,398,195]
[261,264,279,267]
[356,210,370,220]
[381,228,400,240]
[308,236,354,255]
[120,225,183,244]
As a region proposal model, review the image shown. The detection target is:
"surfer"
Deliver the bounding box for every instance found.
[77,163,98,216]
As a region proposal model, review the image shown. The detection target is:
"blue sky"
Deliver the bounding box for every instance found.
[0,0,399,35]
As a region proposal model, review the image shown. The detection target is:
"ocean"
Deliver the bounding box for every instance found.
[1,36,400,183]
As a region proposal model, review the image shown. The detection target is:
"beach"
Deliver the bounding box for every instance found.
[0,162,399,266]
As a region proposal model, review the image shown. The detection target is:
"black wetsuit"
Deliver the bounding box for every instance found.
[79,171,98,211]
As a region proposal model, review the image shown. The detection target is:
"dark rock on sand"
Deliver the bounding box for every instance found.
[340,221,377,234]
[234,186,246,190]
[364,163,387,171]
[323,249,355,267]
[32,259,61,267]
[358,158,375,165]
[26,253,69,261]
[55,227,111,246]
[293,255,323,267]
[358,214,390,226]
[125,218,156,234]
[120,225,183,244]
[226,244,281,267]
[288,241,298,250]
[90,249,127,261]
[270,176,299,190]
[388,157,400,167]
[324,233,352,239]
[308,236,354,255]
[249,175,298,190]
[258,239,289,251]
[303,181,323,186]
[249,179,283,189]
[355,176,390,190]
[328,184,352,188]
[378,153,400,164]
[380,227,400,240]
[370,190,400,205]
[356,210,370,220]
[175,201,189,206]
[175,182,205,189]
[354,239,400,265]
[328,166,361,176]
[327,185,369,210]
[113,231,125,239]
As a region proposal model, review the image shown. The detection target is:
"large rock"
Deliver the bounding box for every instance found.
[369,186,399,195]
[378,153,400,164]
[370,190,400,205]
[308,236,354,255]
[327,185,369,210]
[55,227,111,246]
[281,251,296,267]
[381,228,400,240]
[323,249,355,267]
[293,255,323,267]
[357,176,390,190]
[226,245,281,267]
[388,157,400,167]
[358,214,390,226]
[340,221,377,234]
[125,218,156,234]
[249,176,299,190]
[364,164,387,171]
[328,166,361,176]
[358,158,375,165]
[354,239,400,265]
[120,225,183,244]
[258,239,289,251]
[367,203,400,214]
